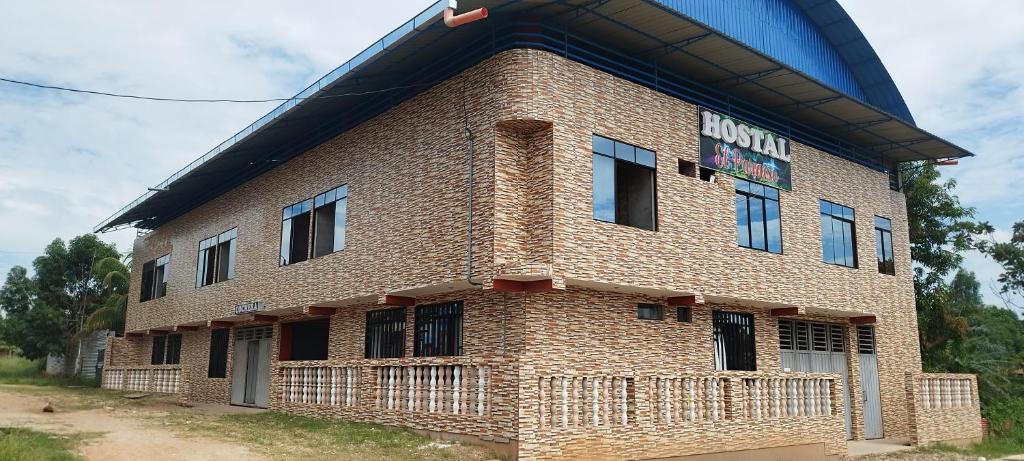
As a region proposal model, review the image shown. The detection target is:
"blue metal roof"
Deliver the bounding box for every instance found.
[655,0,914,124]
[95,0,969,232]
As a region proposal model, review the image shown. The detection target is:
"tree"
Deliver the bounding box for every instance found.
[978,220,1024,307]
[83,256,131,335]
[0,266,63,359]
[901,162,990,358]
[30,235,120,373]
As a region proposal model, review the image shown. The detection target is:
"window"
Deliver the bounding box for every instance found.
[735,179,782,253]
[139,254,169,302]
[207,329,229,378]
[312,185,348,258]
[196,228,237,287]
[678,159,696,177]
[150,333,181,365]
[637,303,664,320]
[280,199,312,266]
[779,320,844,353]
[280,319,330,361]
[414,301,463,357]
[676,306,692,323]
[875,216,895,275]
[713,311,756,371]
[857,325,876,355]
[820,200,857,268]
[365,308,406,359]
[592,135,657,231]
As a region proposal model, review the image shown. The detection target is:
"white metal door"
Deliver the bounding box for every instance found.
[230,326,273,408]
[858,326,883,439]
[779,320,852,439]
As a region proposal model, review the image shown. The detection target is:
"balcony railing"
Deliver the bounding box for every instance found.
[102,366,183,394]
[907,372,983,446]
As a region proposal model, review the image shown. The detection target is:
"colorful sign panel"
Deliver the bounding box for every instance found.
[234,301,264,315]
[698,107,792,191]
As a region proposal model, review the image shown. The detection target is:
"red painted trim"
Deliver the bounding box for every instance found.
[251,314,278,323]
[667,295,697,306]
[850,315,877,325]
[278,323,293,361]
[173,325,200,331]
[769,307,800,317]
[384,295,416,306]
[125,332,145,338]
[304,306,337,316]
[148,329,169,335]
[207,320,233,329]
[492,279,555,292]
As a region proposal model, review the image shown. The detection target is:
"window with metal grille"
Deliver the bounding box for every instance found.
[197,228,237,287]
[795,321,810,351]
[676,306,692,323]
[592,134,657,231]
[778,319,794,350]
[829,325,846,352]
[414,301,463,357]
[874,216,895,275]
[207,329,229,378]
[857,325,876,355]
[811,323,829,351]
[139,254,169,302]
[735,178,782,253]
[779,320,845,353]
[365,308,406,359]
[637,303,664,320]
[713,311,756,371]
[820,199,858,268]
[235,326,272,341]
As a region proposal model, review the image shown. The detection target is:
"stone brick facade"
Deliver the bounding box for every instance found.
[105,49,980,460]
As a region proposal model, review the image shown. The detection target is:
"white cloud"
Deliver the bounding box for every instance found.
[0,0,432,274]
[841,0,1024,306]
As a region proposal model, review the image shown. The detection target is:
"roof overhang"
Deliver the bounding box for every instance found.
[95,0,973,232]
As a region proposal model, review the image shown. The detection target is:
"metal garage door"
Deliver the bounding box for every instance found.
[857,326,883,439]
[779,320,852,439]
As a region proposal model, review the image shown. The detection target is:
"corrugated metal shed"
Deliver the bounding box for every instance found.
[95,0,971,232]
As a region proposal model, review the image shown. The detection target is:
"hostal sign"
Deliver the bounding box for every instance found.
[698,107,792,191]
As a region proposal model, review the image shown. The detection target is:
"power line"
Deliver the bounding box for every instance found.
[0,77,440,103]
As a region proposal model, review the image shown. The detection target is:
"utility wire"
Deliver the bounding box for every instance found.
[0,77,439,103]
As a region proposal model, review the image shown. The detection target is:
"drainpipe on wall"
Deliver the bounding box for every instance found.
[443,0,488,28]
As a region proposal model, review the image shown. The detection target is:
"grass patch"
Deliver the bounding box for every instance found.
[0,357,98,388]
[0,427,81,461]
[930,437,1024,458]
[164,411,493,461]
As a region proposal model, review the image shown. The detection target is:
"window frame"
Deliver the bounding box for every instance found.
[819,199,858,268]
[280,199,313,266]
[196,228,237,288]
[365,307,406,359]
[637,303,664,320]
[874,216,896,275]
[712,310,757,371]
[414,301,464,357]
[139,254,169,303]
[591,134,658,231]
[312,185,349,258]
[734,178,783,254]
[207,329,230,378]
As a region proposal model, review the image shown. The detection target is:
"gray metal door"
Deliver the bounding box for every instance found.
[779,320,852,439]
[230,326,273,408]
[857,326,883,439]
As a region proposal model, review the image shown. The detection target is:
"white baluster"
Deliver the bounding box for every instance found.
[408,367,416,411]
[662,378,672,424]
[477,366,486,416]
[452,366,462,415]
[592,377,601,427]
[429,366,438,413]
[711,378,720,421]
[620,378,629,426]
[560,377,569,428]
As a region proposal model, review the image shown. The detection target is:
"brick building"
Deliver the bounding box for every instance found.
[96,1,983,459]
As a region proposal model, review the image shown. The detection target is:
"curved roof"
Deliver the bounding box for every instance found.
[95,0,970,232]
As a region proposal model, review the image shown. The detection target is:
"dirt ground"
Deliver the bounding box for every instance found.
[0,386,265,461]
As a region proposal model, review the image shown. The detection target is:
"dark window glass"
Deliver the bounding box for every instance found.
[678,159,697,177]
[365,308,406,359]
[140,255,169,302]
[151,335,166,365]
[164,334,182,365]
[280,200,312,266]
[713,311,756,371]
[414,301,463,357]
[207,329,229,378]
[197,228,236,287]
[874,216,895,275]
[637,303,664,320]
[735,179,782,254]
[676,307,692,323]
[312,185,348,258]
[592,135,657,231]
[283,319,330,361]
[820,199,857,268]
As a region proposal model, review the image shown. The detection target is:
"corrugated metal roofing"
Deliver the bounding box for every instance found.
[94,0,970,232]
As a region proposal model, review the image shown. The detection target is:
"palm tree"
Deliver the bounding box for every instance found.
[83,256,130,335]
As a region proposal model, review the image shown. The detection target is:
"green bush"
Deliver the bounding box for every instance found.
[0,428,80,461]
[984,398,1024,444]
[0,356,98,387]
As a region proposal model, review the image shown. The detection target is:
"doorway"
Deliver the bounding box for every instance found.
[857,325,884,439]
[231,326,273,408]
[779,320,853,439]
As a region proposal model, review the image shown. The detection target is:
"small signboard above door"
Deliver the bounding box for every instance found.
[234,301,264,316]
[698,107,793,191]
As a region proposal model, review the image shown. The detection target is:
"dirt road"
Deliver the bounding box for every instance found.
[0,386,264,461]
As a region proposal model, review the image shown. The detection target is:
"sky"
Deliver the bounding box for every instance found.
[0,0,1021,307]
